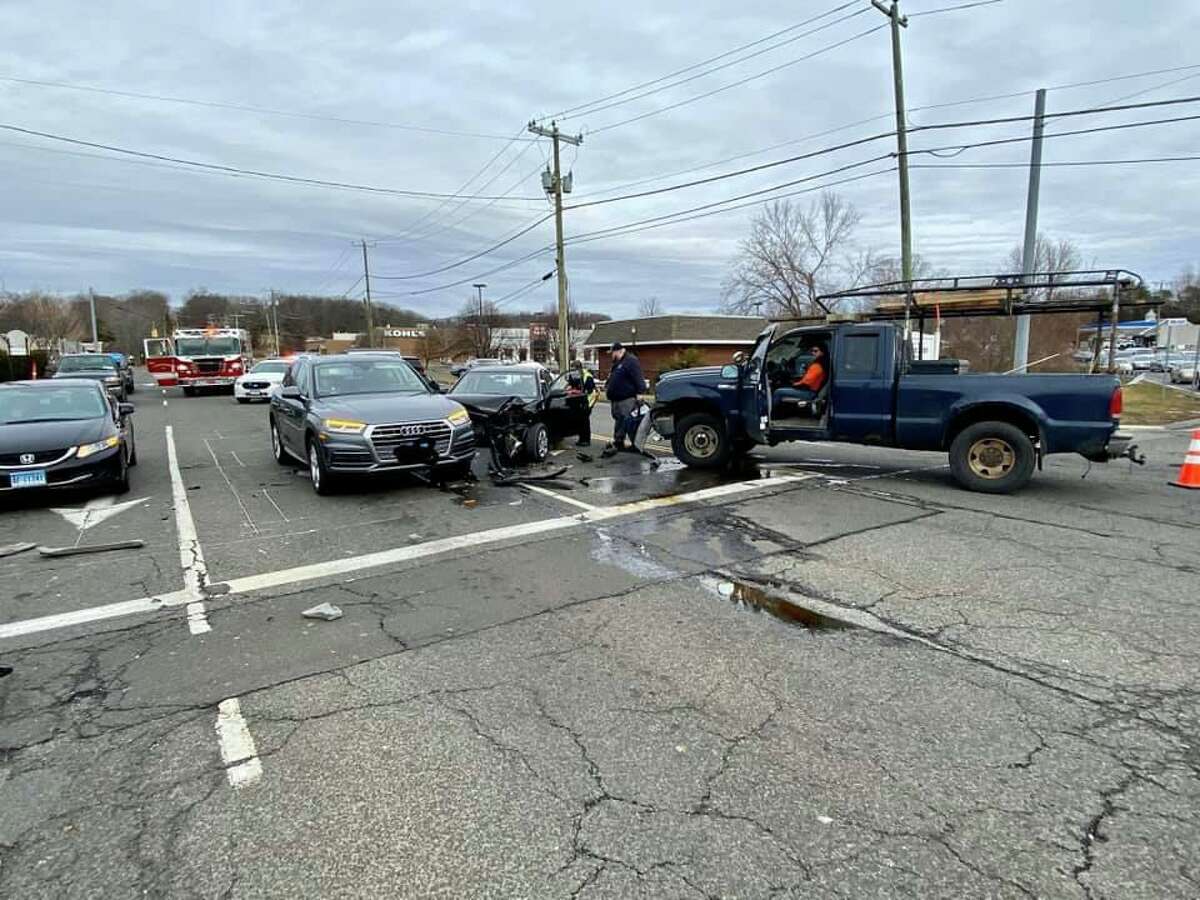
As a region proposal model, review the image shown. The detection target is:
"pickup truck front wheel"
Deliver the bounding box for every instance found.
[672,412,731,469]
[949,422,1036,494]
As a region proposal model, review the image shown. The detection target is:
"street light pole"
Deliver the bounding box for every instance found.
[473,283,487,358]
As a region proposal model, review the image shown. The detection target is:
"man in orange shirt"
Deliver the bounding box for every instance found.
[772,345,828,415]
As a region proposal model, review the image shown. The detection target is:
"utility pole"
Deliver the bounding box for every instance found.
[1013,88,1047,373]
[88,287,99,347]
[269,290,281,356]
[360,239,375,346]
[472,283,487,358]
[528,119,583,372]
[873,0,914,350]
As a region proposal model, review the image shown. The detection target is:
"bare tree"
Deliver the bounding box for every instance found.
[867,253,938,286]
[721,192,871,318]
[637,296,664,317]
[2,292,84,352]
[458,297,501,358]
[1005,234,1083,302]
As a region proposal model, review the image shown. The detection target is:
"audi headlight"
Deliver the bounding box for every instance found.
[322,418,367,435]
[447,408,471,426]
[76,436,120,459]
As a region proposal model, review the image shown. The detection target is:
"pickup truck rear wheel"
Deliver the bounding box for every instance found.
[672,412,731,469]
[949,421,1036,494]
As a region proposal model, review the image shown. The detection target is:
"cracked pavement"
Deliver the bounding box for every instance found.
[1,384,1198,897]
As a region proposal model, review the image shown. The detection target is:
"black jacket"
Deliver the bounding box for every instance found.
[605,354,646,402]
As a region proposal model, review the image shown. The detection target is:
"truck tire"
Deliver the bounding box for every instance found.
[949,421,1036,494]
[672,412,731,469]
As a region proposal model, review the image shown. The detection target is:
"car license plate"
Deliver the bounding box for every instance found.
[10,470,47,488]
[246,390,263,397]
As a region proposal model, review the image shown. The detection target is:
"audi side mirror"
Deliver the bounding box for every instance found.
[280,385,303,400]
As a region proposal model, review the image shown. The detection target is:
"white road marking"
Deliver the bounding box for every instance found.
[167,426,212,635]
[215,698,263,789]
[521,483,598,511]
[162,400,168,407]
[229,450,246,468]
[204,438,259,535]
[0,474,812,641]
[219,475,811,597]
[0,590,189,640]
[50,496,149,531]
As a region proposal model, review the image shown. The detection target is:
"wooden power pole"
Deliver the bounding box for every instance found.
[360,239,375,346]
[528,120,582,372]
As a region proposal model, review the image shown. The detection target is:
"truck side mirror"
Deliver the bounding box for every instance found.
[720,365,739,379]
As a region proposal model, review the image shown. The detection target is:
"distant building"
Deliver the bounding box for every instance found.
[583,315,767,382]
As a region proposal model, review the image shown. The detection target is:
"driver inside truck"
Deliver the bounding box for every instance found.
[772,343,828,414]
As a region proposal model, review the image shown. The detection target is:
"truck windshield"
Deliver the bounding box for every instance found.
[176,337,241,356]
[57,355,117,372]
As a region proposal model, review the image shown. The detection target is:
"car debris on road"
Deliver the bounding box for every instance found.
[37,539,145,558]
[301,602,343,621]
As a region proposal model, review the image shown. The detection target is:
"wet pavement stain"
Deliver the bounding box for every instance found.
[716,578,856,632]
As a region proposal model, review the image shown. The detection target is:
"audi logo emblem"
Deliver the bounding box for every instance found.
[396,425,425,437]
[19,453,36,465]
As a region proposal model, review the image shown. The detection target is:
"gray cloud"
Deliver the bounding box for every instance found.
[1,0,1197,317]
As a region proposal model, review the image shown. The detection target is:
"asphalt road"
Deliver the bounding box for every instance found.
[1,374,1198,898]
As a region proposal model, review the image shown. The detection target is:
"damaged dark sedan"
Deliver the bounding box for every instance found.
[448,364,574,466]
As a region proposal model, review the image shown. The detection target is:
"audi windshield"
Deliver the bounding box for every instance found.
[313,360,427,398]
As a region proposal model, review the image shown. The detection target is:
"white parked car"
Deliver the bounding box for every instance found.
[1169,362,1198,384]
[234,358,291,403]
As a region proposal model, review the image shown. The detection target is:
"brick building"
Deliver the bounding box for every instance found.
[583,315,767,383]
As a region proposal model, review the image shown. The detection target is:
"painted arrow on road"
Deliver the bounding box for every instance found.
[50,496,149,531]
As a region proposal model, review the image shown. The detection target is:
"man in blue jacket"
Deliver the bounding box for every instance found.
[602,341,646,457]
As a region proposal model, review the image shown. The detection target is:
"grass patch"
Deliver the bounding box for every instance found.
[1121,381,1200,426]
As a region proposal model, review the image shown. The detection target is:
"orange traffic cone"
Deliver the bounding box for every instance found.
[1169,429,1200,490]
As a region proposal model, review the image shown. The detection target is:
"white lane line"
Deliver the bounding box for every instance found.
[167,426,212,635]
[0,590,189,640]
[219,475,811,597]
[0,474,813,641]
[215,698,263,789]
[521,483,598,512]
[229,450,246,468]
[204,438,260,535]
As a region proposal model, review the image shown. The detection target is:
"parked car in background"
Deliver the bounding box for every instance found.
[107,352,136,394]
[268,353,475,495]
[52,354,128,401]
[346,350,441,392]
[448,363,572,462]
[0,380,137,494]
[1169,360,1198,385]
[1130,353,1157,371]
[450,358,502,378]
[234,358,291,403]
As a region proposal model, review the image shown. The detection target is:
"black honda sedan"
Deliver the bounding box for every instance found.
[0,380,137,495]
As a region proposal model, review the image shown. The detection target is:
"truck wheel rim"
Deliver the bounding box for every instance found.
[309,445,321,489]
[968,438,1015,479]
[684,425,719,459]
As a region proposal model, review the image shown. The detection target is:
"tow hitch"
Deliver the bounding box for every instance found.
[1108,432,1145,465]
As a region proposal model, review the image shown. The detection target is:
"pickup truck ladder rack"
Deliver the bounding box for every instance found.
[813,268,1161,370]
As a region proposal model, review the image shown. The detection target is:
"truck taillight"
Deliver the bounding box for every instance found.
[1109,386,1123,418]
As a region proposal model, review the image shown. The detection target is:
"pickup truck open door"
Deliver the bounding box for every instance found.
[741,325,776,444]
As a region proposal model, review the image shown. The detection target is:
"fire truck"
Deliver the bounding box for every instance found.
[144,327,253,394]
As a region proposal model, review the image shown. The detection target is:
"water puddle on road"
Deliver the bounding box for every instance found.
[711,578,857,632]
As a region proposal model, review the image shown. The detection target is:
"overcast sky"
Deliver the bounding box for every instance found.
[1,0,1197,320]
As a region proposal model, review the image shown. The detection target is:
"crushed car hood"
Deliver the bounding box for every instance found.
[449,394,539,415]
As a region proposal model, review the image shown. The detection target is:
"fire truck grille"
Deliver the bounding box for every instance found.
[195,358,223,375]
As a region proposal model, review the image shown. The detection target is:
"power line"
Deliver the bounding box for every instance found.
[0,74,534,142]
[558,5,870,124]
[545,1,861,121]
[912,155,1200,170]
[0,123,547,201]
[371,213,554,280]
[403,247,556,297]
[908,0,1003,16]
[588,23,888,134]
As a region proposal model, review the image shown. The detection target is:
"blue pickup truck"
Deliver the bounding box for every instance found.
[651,321,1139,494]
